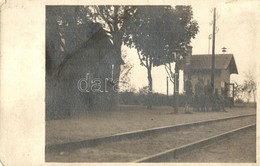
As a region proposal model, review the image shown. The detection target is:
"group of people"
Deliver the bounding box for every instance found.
[184,77,226,112]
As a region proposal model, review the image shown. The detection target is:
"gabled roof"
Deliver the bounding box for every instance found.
[188,54,238,74]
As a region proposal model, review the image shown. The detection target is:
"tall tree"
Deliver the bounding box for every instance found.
[163,6,199,112]
[80,6,138,107]
[124,6,199,109]
[85,6,138,78]
[164,6,199,82]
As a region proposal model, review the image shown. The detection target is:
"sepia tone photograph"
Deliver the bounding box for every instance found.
[44,3,257,163]
[0,0,259,165]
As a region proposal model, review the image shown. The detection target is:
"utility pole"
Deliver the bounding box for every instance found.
[211,8,216,90]
[174,53,180,113]
[208,34,212,54]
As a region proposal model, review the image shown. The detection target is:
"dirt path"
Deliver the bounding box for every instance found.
[46,106,256,145]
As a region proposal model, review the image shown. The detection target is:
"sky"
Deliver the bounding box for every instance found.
[123,1,258,94]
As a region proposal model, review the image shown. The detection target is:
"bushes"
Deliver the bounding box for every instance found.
[119,92,187,107]
[235,98,244,104]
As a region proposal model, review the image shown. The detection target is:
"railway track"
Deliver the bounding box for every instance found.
[45,113,256,162]
[133,123,255,162]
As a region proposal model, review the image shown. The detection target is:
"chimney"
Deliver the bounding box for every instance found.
[185,46,192,66]
[187,46,192,56]
[184,46,192,80]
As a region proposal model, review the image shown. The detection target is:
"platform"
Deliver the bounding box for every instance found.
[46,105,256,146]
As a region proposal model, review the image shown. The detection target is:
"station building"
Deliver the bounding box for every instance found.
[182,47,238,106]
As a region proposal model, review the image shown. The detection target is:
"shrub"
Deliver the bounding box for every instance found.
[235,98,244,104]
[119,92,187,107]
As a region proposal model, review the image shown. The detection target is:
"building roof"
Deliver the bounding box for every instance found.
[188,54,238,74]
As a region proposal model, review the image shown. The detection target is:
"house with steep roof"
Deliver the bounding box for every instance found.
[46,22,117,119]
[183,50,238,105]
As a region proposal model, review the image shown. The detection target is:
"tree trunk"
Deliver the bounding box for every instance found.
[109,37,124,110]
[147,66,153,109]
[110,63,121,110]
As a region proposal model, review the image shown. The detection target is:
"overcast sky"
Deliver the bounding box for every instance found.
[123,1,258,94]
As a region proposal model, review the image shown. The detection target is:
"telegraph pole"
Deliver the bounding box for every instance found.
[174,53,180,113]
[211,8,216,90]
[208,34,211,54]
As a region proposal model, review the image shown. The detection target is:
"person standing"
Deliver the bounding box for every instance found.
[184,76,193,113]
[194,77,204,112]
[204,80,214,111]
[213,89,227,112]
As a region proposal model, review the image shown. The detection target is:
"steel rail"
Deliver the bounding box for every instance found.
[133,123,256,162]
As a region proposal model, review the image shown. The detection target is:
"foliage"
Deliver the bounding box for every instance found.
[46,6,139,75]
[85,6,139,66]
[119,50,136,92]
[241,72,257,103]
[233,69,257,104]
[123,6,199,109]
[124,6,198,67]
[119,92,187,107]
[46,6,199,111]
[46,6,110,74]
[125,5,199,70]
[138,86,150,95]
[234,98,244,104]
[234,82,243,100]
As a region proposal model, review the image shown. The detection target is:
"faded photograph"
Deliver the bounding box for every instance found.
[45,5,256,162]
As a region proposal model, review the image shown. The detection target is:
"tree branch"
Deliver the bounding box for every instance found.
[95,6,114,33]
[112,6,119,31]
[146,55,149,69]
[164,63,174,83]
[121,66,133,78]
[137,51,147,67]
[104,29,112,34]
